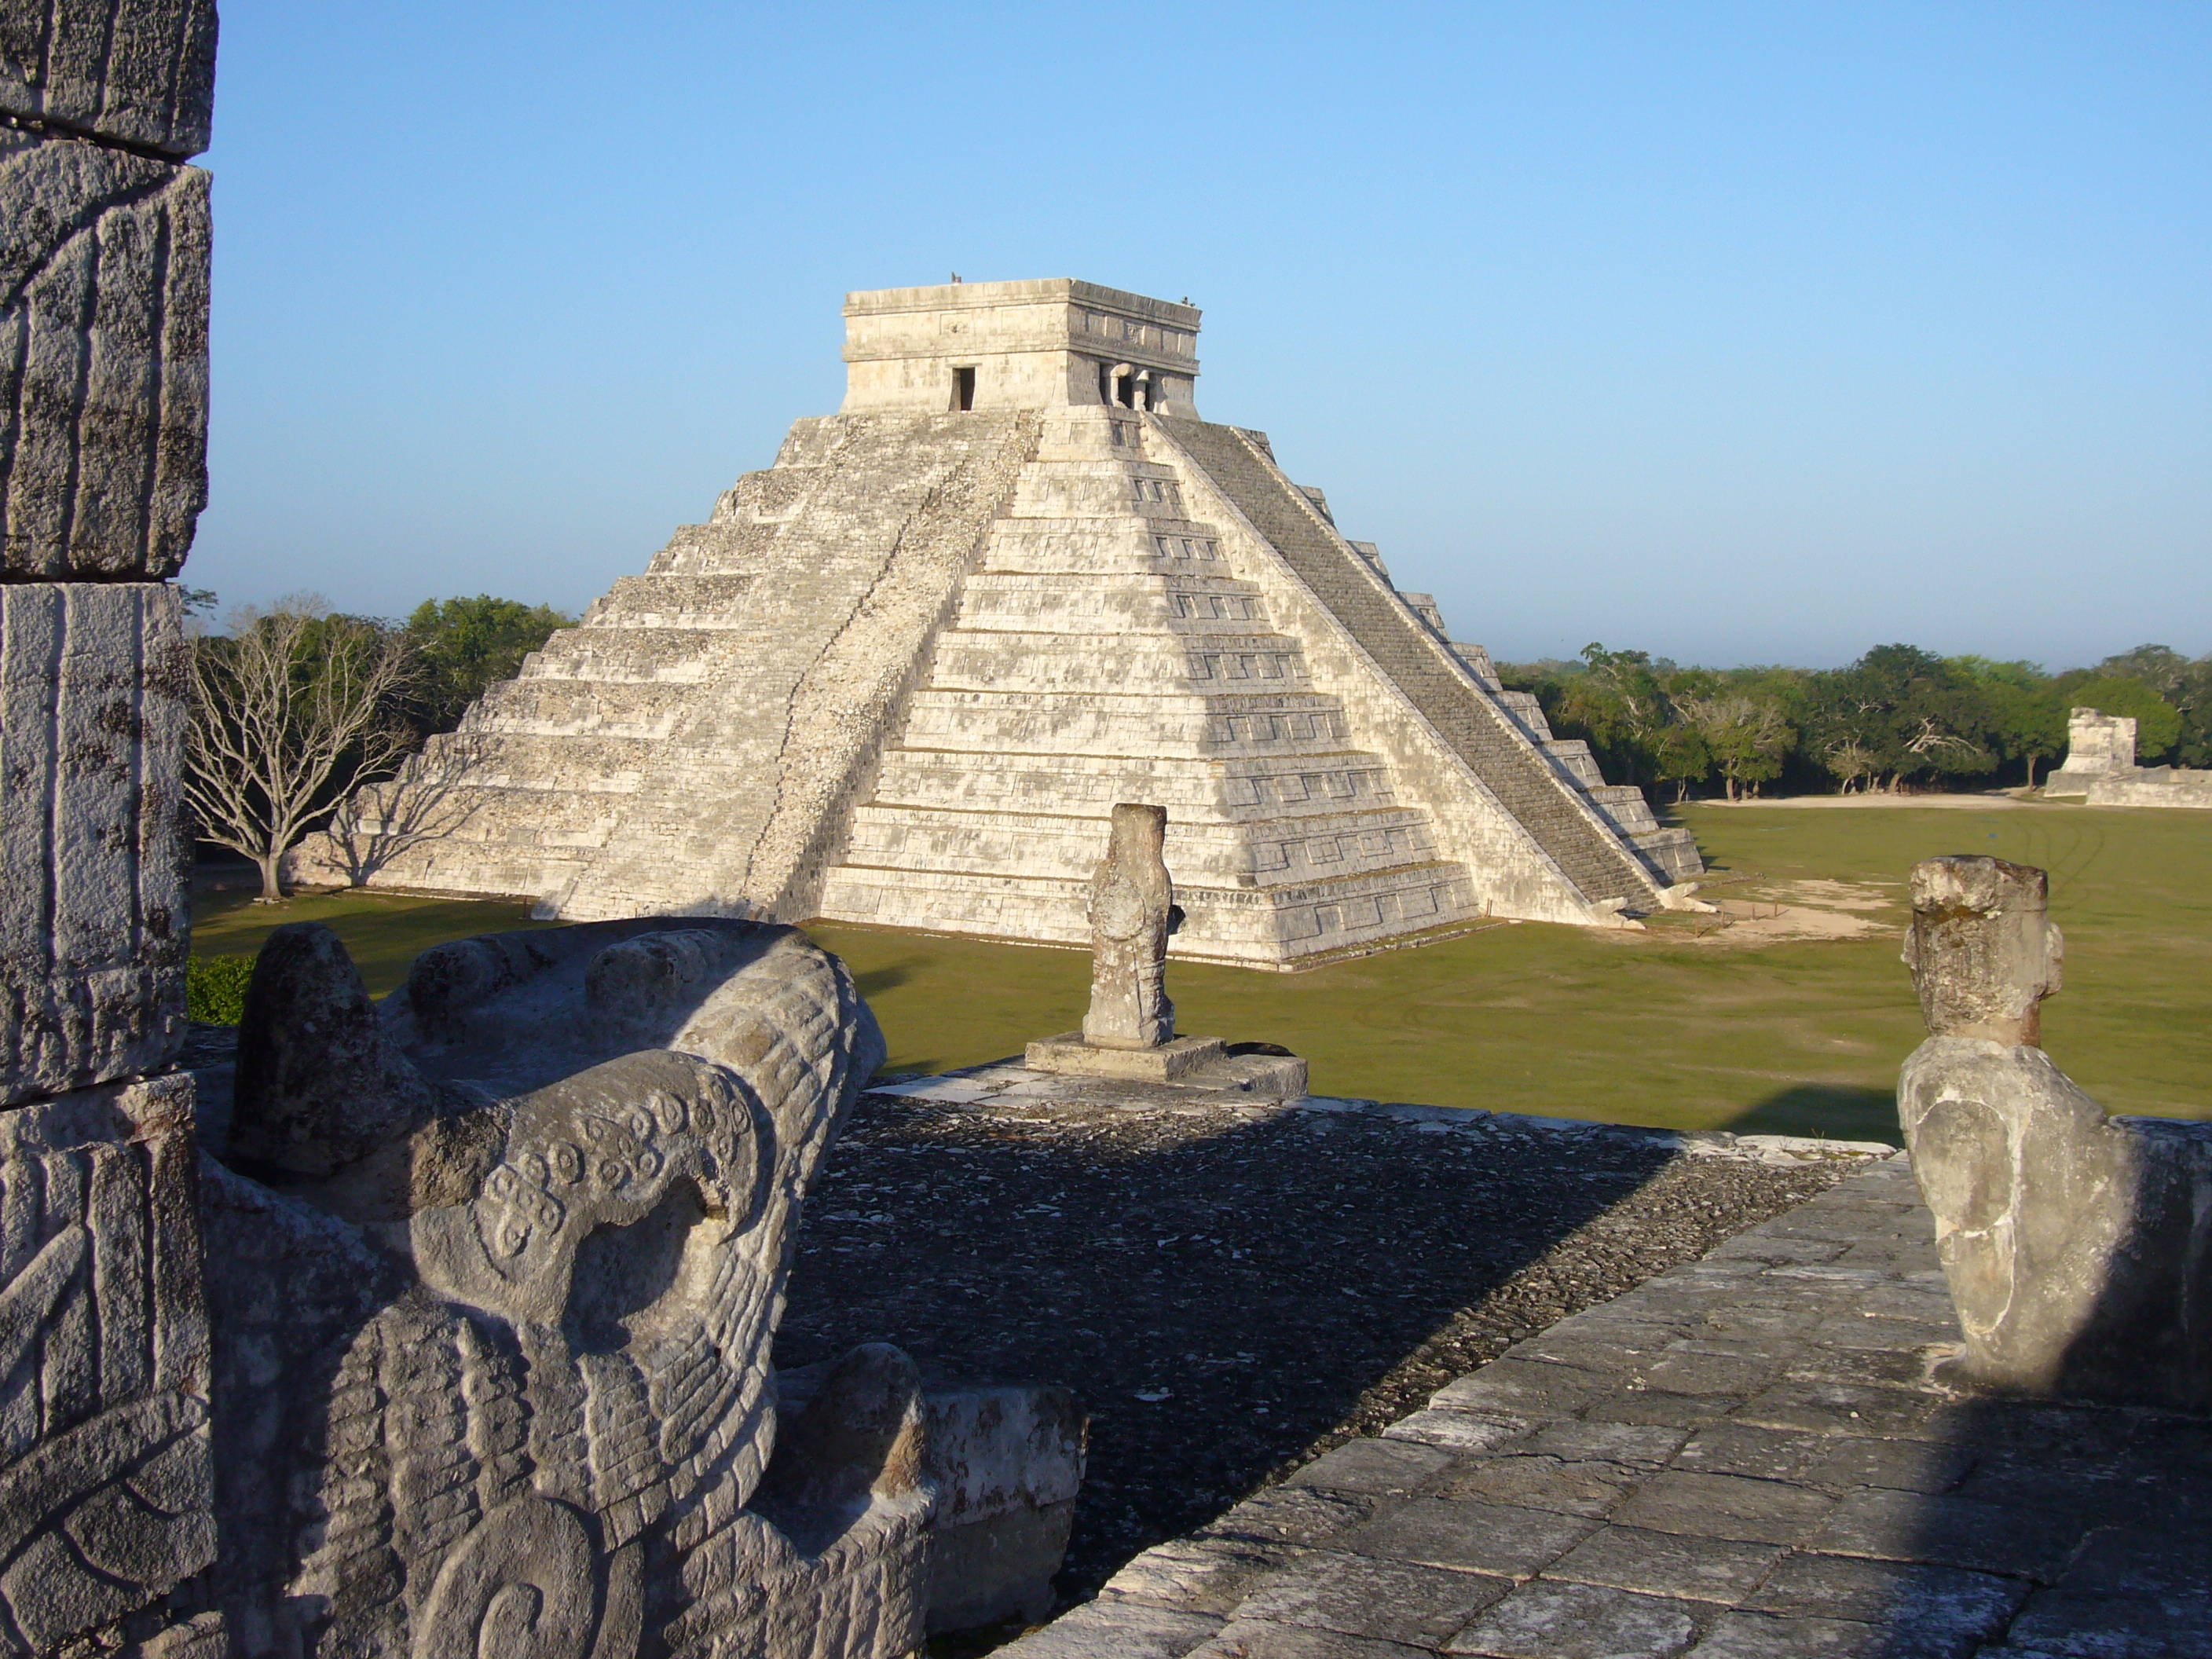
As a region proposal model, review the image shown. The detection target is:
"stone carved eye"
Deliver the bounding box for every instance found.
[648,1092,688,1133]
[517,1152,549,1187]
[495,1216,533,1258]
[549,1142,584,1184]
[485,1166,522,1204]
[596,1159,632,1192]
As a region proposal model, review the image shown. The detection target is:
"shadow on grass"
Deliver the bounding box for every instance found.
[1724,1084,1901,1145]
[852,962,916,999]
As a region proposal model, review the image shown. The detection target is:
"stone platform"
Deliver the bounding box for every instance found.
[1023,1034,1309,1097]
[998,1155,2211,1659]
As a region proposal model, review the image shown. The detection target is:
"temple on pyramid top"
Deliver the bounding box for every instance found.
[299,279,1704,967]
[840,279,1202,416]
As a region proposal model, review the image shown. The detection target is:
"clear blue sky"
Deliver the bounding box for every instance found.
[192,2,2210,668]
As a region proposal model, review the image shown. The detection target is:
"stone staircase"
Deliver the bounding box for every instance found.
[815,408,1484,965]
[1156,418,1675,910]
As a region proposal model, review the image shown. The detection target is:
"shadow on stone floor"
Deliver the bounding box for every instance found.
[772,1094,1837,1606]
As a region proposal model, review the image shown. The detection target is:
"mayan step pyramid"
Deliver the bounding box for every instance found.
[301,279,1701,965]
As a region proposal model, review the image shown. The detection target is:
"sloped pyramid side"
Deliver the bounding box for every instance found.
[298,405,1697,965]
[294,412,1040,913]
[1152,417,1683,917]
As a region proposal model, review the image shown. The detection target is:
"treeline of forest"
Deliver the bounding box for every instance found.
[1500,643,2212,799]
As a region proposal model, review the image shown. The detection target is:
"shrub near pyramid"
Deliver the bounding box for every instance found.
[298,280,1702,967]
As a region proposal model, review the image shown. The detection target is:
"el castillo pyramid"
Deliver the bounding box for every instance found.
[301,279,1702,965]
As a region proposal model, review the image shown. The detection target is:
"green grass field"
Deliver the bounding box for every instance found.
[192,800,2211,1141]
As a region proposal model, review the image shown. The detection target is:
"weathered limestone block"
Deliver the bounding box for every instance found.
[0,0,218,156]
[1,582,189,1104]
[2042,706,2136,796]
[771,1363,1086,1633]
[917,1384,1086,1632]
[194,915,1069,1656]
[1898,855,2212,1412]
[1,131,210,579]
[1082,803,1177,1049]
[1027,805,1306,1097]
[0,1072,214,1657]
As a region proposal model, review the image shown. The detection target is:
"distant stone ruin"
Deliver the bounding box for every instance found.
[298,279,1704,964]
[2044,706,2212,807]
[1898,855,2212,1412]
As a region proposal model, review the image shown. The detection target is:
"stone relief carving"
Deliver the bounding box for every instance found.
[192,917,969,1658]
[0,1075,213,1657]
[1081,803,1179,1051]
[1898,855,2212,1412]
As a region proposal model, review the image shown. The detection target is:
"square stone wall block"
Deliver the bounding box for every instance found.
[0,0,217,157]
[1,580,189,1103]
[1,132,209,578]
[0,1071,214,1654]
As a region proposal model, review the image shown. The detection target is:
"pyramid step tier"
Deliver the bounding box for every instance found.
[817,860,1481,966]
[868,750,1401,817]
[893,689,1353,757]
[840,800,1441,885]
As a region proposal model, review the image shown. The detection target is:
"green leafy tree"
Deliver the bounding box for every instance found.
[1675,691,1794,800]
[1804,645,1997,792]
[402,595,575,736]
[1545,643,1682,786]
[1950,656,2067,787]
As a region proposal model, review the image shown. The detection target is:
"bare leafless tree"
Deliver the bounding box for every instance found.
[184,595,415,902]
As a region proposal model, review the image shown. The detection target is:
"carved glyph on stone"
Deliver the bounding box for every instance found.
[1898,855,2212,1411]
[192,916,1064,1657]
[0,134,211,579]
[0,1074,214,1657]
[0,0,219,159]
[0,583,191,1107]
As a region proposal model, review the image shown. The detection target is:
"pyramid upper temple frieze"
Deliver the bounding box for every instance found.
[840,278,1203,416]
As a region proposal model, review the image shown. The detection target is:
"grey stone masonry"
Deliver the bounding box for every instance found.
[0,581,190,1102]
[1002,1155,2212,1658]
[0,0,218,157]
[2046,709,2212,808]
[1,130,211,578]
[1899,856,2212,1412]
[0,1072,214,1657]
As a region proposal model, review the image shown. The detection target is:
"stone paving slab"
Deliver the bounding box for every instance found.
[998,1155,2212,1659]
